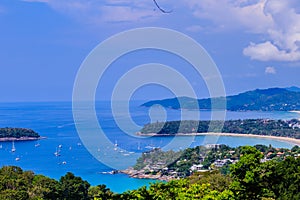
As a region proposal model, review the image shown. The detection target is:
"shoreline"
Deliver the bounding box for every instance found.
[0,136,46,142]
[137,132,300,145]
[121,168,172,181]
[290,110,300,114]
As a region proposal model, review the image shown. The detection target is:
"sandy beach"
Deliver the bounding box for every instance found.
[137,132,300,146]
[290,110,300,114]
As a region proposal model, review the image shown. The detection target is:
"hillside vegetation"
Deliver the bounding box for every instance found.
[0,128,40,138]
[140,119,300,139]
[142,87,300,111]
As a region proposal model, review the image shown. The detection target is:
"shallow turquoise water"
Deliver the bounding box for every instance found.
[0,101,298,192]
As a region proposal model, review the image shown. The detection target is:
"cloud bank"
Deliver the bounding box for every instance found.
[186,0,300,62]
[22,0,300,62]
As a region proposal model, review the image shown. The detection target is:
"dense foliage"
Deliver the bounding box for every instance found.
[0,166,90,200]
[140,119,300,139]
[142,87,300,111]
[1,146,299,199]
[133,144,300,179]
[0,128,40,138]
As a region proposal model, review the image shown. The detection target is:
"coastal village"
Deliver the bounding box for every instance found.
[122,144,300,181]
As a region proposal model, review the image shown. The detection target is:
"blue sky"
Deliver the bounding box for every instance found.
[0,0,300,102]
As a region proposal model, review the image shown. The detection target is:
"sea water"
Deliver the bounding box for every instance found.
[0,101,299,193]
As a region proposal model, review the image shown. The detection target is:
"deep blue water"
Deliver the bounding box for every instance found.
[0,101,299,193]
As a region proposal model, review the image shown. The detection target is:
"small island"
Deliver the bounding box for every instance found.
[0,127,42,141]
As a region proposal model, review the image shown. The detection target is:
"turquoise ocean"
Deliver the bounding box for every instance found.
[0,101,299,193]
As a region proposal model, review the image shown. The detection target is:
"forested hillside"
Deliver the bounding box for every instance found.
[142,87,300,111]
[140,119,300,139]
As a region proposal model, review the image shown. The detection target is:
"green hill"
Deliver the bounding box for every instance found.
[141,87,300,111]
[0,128,40,139]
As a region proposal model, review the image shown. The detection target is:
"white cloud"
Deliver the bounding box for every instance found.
[243,41,300,61]
[243,0,300,62]
[100,5,158,23]
[21,0,300,62]
[21,0,161,24]
[265,66,276,74]
[184,0,300,62]
[184,0,273,33]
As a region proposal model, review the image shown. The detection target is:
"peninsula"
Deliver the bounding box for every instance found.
[139,119,300,140]
[122,144,300,181]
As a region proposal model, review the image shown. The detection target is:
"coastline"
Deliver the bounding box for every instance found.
[137,132,300,146]
[121,168,172,181]
[0,136,46,142]
[125,132,300,181]
[290,110,300,114]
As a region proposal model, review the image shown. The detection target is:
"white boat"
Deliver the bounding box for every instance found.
[54,147,60,156]
[35,142,40,147]
[145,145,155,149]
[11,141,16,152]
[113,140,118,150]
[15,157,20,161]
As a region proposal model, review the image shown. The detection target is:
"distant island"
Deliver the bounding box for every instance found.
[141,87,300,111]
[139,119,300,140]
[0,127,42,141]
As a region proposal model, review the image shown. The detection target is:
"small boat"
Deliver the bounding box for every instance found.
[100,170,118,175]
[145,145,155,149]
[35,142,40,147]
[77,142,82,146]
[15,157,20,161]
[62,161,67,165]
[54,147,61,156]
[58,144,62,148]
[113,140,118,151]
[11,141,16,152]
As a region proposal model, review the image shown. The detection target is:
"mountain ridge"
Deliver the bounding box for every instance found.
[141,87,300,111]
